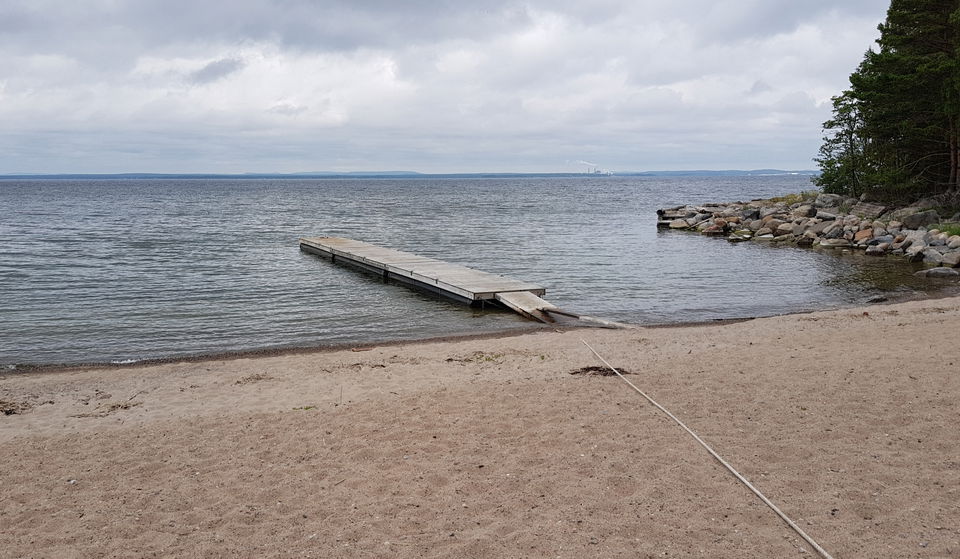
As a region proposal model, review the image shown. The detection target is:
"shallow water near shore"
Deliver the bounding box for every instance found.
[0,175,940,366]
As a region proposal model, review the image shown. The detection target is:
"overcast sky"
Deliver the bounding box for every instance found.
[0,0,890,174]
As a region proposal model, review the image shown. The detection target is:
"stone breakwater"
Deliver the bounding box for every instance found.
[657,192,960,279]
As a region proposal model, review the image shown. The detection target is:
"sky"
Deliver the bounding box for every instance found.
[0,0,892,174]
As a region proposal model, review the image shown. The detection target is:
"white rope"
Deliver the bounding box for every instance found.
[581,339,834,559]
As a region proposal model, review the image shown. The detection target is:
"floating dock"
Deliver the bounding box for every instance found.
[299,236,560,322]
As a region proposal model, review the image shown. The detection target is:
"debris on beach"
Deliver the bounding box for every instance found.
[1,400,33,415]
[569,365,631,376]
[70,400,142,418]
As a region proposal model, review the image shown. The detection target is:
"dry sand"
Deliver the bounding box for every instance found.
[1,297,959,558]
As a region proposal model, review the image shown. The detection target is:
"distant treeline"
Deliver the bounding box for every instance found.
[816,0,960,203]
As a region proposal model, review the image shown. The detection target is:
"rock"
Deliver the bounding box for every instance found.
[941,252,960,268]
[872,227,888,238]
[851,202,887,219]
[922,248,944,265]
[902,210,940,230]
[756,227,774,237]
[776,223,795,236]
[949,236,960,249]
[913,197,939,210]
[760,207,782,219]
[809,221,834,235]
[905,245,927,262]
[868,235,895,246]
[763,217,785,230]
[915,267,960,278]
[886,207,920,222]
[843,215,860,227]
[753,234,776,241]
[865,245,887,256]
[816,210,838,221]
[796,236,814,247]
[747,219,763,231]
[793,205,816,218]
[853,229,874,243]
[701,224,727,236]
[815,193,844,207]
[740,208,760,221]
[819,238,852,248]
[823,223,844,239]
[669,219,690,229]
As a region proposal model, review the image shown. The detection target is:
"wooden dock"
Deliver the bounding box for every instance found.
[299,236,560,322]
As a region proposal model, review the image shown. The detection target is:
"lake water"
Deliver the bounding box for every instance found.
[0,175,932,367]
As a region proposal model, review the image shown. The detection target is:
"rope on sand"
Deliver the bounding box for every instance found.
[580,339,834,559]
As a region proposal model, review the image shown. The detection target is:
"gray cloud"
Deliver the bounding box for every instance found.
[0,0,892,173]
[189,57,246,84]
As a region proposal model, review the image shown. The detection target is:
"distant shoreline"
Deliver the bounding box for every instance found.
[0,169,819,180]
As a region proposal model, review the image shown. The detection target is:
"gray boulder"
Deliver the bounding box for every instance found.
[922,248,944,265]
[941,252,960,268]
[915,267,960,278]
[903,210,940,230]
[793,205,817,218]
[815,193,844,207]
[851,202,887,219]
[819,238,852,248]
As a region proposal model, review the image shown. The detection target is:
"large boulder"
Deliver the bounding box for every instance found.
[819,238,852,248]
[922,249,944,265]
[941,252,960,268]
[902,209,940,230]
[853,229,874,243]
[815,193,844,207]
[793,205,817,218]
[851,202,887,220]
[915,267,960,278]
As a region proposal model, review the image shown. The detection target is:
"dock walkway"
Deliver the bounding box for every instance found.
[299,237,558,321]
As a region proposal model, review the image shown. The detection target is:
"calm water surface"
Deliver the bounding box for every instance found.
[0,176,931,366]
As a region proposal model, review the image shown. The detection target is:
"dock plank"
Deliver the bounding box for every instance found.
[299,236,546,302]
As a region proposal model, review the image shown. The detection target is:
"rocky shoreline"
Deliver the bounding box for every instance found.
[657,192,960,279]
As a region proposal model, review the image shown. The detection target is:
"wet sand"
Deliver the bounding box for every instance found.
[2,296,959,558]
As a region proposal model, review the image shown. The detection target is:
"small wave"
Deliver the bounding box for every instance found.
[110,358,140,365]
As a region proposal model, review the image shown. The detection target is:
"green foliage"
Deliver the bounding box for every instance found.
[816,0,960,202]
[937,222,960,236]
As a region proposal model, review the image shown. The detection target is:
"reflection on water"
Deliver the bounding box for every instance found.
[0,175,944,366]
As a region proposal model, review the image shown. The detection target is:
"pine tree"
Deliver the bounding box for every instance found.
[815,0,960,200]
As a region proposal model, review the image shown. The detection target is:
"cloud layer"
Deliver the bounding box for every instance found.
[0,1,890,173]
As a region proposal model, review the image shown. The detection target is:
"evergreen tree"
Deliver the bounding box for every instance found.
[815,0,960,201]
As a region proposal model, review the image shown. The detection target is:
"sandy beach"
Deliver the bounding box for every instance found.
[2,297,959,558]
